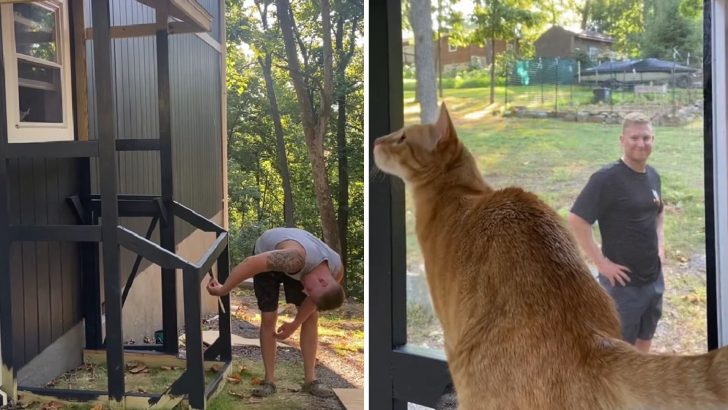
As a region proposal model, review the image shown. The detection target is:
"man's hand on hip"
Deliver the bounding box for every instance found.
[598,257,631,287]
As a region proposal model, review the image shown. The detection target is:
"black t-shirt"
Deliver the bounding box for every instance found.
[571,160,664,286]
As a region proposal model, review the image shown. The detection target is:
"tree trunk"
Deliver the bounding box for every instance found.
[581,0,591,30]
[409,0,438,123]
[489,38,496,104]
[256,1,295,227]
[260,54,296,227]
[276,0,341,253]
[336,93,348,292]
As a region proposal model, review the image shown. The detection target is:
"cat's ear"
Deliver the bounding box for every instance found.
[434,103,457,148]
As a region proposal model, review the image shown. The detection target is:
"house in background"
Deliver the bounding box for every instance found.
[1,0,231,408]
[437,35,507,73]
[403,34,506,74]
[535,25,614,60]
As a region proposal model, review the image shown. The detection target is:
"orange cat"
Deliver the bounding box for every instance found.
[373,104,728,409]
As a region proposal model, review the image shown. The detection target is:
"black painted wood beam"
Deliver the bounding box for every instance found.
[115,139,160,151]
[90,0,125,402]
[5,141,99,158]
[173,201,225,233]
[194,232,228,278]
[117,226,193,270]
[182,267,205,409]
[156,4,178,356]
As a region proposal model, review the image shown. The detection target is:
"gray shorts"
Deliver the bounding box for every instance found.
[598,274,664,343]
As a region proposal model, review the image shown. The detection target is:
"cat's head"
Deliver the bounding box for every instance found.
[373,103,460,185]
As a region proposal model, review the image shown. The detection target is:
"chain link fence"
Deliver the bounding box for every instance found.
[501,57,702,123]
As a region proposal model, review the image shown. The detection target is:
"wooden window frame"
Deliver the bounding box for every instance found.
[1,0,74,143]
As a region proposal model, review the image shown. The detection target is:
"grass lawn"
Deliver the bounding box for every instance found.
[400,92,707,353]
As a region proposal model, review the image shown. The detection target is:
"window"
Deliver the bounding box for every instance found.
[588,46,599,59]
[448,43,457,52]
[1,1,74,143]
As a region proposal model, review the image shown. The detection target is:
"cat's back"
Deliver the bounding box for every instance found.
[465,186,571,248]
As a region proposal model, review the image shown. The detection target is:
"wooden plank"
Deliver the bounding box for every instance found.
[136,0,213,32]
[16,390,108,409]
[84,24,157,40]
[17,389,180,409]
[334,389,364,410]
[194,32,221,52]
[83,349,226,370]
[71,0,89,141]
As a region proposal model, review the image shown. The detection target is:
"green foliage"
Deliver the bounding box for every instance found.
[586,0,644,57]
[641,0,702,63]
[470,0,541,43]
[225,0,364,299]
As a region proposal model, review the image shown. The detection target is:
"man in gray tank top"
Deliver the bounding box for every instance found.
[206,228,344,398]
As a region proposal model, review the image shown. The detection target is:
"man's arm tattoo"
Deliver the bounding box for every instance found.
[266,250,304,273]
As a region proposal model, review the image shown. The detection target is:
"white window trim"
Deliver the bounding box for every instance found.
[1,0,74,143]
[712,0,728,347]
[448,43,457,52]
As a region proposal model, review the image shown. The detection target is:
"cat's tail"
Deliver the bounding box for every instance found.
[605,340,728,409]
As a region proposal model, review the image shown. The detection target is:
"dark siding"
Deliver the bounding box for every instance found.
[170,33,223,235]
[7,159,83,367]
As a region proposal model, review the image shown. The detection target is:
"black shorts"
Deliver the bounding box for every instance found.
[598,273,664,343]
[253,271,306,312]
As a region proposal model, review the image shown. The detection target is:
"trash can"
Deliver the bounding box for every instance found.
[155,329,164,344]
[592,87,611,103]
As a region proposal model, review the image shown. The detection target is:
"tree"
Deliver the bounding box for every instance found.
[254,0,296,227]
[275,0,341,253]
[585,0,644,57]
[408,0,438,123]
[641,0,702,62]
[470,0,539,104]
[333,0,363,291]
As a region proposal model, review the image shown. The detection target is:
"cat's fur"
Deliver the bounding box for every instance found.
[373,104,728,409]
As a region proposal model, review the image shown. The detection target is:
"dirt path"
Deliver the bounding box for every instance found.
[205,289,363,409]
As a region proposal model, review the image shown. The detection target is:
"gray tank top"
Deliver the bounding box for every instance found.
[254,228,341,281]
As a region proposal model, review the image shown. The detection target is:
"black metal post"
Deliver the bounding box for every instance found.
[183,268,205,409]
[540,58,544,104]
[0,18,17,401]
[369,0,407,408]
[90,0,125,402]
[703,0,718,351]
[504,59,508,111]
[217,245,232,361]
[156,5,178,355]
[555,58,559,113]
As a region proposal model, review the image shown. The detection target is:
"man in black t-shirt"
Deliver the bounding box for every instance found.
[568,112,665,353]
